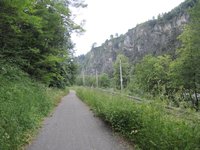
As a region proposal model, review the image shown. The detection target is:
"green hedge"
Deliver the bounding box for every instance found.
[0,64,68,150]
[76,88,200,149]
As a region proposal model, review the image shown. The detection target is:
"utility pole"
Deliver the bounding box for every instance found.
[120,58,123,91]
[82,70,85,86]
[96,69,98,88]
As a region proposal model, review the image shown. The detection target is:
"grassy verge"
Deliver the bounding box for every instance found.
[76,87,200,149]
[0,64,68,150]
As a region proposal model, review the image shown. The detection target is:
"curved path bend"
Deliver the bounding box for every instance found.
[27,90,133,150]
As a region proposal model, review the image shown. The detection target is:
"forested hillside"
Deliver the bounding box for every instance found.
[0,0,85,149]
[76,0,200,110]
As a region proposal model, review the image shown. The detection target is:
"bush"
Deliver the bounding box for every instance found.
[76,87,200,149]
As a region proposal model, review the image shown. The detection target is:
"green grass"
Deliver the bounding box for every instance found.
[0,64,68,150]
[76,87,200,150]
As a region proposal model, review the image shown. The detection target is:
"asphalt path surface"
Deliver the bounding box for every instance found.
[27,90,133,150]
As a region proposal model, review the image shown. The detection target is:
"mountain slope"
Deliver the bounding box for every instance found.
[77,0,197,76]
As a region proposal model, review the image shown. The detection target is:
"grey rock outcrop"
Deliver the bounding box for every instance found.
[77,0,197,76]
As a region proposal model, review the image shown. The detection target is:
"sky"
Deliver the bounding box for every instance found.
[71,0,185,56]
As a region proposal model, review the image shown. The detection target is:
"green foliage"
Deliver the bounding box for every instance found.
[75,73,111,88]
[169,0,200,109]
[128,1,200,108]
[0,64,68,150]
[76,87,200,149]
[75,75,96,87]
[99,73,110,88]
[114,54,130,89]
[132,55,172,96]
[84,75,96,87]
[157,0,197,24]
[75,76,83,86]
[0,0,84,88]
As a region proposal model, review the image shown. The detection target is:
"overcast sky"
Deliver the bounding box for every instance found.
[71,0,185,56]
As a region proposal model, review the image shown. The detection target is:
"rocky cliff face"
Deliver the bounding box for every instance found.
[77,0,196,76]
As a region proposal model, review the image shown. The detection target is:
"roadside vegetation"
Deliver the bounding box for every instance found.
[0,0,85,149]
[0,64,68,149]
[76,87,200,149]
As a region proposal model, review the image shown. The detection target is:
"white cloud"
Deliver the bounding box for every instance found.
[71,0,185,56]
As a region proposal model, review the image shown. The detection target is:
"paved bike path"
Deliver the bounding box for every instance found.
[27,90,132,150]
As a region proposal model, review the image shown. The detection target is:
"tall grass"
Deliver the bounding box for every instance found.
[0,64,68,150]
[76,87,200,149]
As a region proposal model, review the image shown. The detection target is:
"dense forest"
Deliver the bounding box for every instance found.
[76,0,200,110]
[0,0,86,88]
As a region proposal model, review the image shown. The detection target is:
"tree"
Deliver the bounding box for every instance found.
[75,75,83,86]
[113,54,130,90]
[110,34,114,39]
[99,73,110,88]
[0,0,86,88]
[85,75,96,87]
[170,1,200,109]
[133,55,171,96]
[91,42,97,49]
